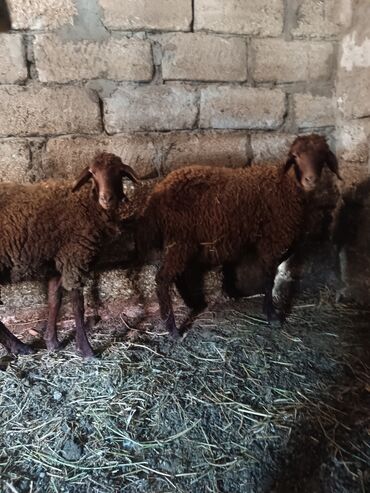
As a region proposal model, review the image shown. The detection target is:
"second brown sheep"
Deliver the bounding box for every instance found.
[136,134,342,338]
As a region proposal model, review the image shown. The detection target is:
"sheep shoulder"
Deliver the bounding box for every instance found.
[149,163,304,228]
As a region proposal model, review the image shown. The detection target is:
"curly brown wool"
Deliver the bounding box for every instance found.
[137,134,341,338]
[0,153,140,357]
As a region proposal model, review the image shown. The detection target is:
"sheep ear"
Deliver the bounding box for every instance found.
[284,154,296,174]
[326,151,342,180]
[120,164,141,184]
[72,167,92,192]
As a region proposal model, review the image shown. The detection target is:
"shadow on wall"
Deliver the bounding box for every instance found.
[0,0,11,32]
[333,177,370,304]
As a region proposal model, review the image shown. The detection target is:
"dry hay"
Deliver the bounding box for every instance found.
[0,290,369,493]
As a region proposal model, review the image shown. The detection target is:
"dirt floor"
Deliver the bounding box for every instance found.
[0,290,369,493]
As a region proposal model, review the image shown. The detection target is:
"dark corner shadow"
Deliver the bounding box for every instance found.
[271,321,370,493]
[269,177,370,493]
[331,177,370,251]
[333,176,370,304]
[0,0,11,33]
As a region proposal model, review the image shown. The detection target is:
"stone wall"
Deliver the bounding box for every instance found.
[0,0,364,320]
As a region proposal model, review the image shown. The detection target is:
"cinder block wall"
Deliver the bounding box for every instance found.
[0,0,367,318]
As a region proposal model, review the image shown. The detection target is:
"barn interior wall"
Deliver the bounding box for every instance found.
[0,0,369,319]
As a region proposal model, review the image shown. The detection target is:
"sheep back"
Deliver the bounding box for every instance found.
[144,164,306,269]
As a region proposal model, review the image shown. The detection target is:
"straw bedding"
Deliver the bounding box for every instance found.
[0,290,369,493]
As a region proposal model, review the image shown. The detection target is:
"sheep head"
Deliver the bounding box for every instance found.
[72,152,140,211]
[284,134,341,192]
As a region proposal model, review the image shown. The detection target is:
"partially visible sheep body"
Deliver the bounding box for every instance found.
[232,167,341,301]
[138,135,341,337]
[0,181,118,286]
[0,153,139,356]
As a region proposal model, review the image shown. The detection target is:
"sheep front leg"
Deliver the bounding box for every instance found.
[71,289,94,358]
[0,321,34,355]
[56,243,96,356]
[175,264,208,335]
[44,276,63,351]
[156,245,192,340]
[156,270,179,339]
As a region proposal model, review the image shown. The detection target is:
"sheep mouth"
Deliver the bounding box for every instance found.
[300,181,318,192]
[99,200,117,211]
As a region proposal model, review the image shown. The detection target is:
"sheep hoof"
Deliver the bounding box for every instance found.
[13,343,35,356]
[76,344,95,358]
[79,349,96,359]
[267,309,285,327]
[163,312,181,340]
[170,330,181,340]
[169,326,182,340]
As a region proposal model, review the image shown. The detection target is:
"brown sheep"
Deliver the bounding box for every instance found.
[136,134,342,338]
[41,177,160,351]
[0,153,139,357]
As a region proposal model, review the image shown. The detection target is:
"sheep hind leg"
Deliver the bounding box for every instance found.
[71,288,94,358]
[0,321,34,355]
[44,276,63,351]
[156,272,179,340]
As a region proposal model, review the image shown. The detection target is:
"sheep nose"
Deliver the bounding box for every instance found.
[303,175,317,190]
[99,193,115,208]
